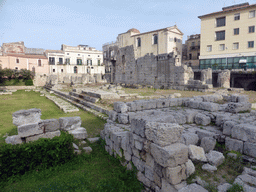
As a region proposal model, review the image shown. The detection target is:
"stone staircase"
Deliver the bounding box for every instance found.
[44,85,110,120]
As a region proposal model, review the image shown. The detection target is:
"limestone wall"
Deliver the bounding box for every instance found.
[101,93,255,191]
[112,45,210,90]
[5,108,88,145]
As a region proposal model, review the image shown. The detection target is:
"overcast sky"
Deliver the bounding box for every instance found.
[1,0,256,51]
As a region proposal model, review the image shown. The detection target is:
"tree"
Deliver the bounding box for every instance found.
[20,69,34,80]
[3,68,14,80]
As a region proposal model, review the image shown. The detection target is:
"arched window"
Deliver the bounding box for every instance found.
[74,66,77,73]
[137,37,141,47]
[153,34,158,44]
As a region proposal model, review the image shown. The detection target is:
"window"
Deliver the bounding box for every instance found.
[77,59,82,65]
[216,31,225,41]
[49,57,55,65]
[78,54,80,56]
[74,66,77,73]
[59,58,63,65]
[61,69,63,73]
[189,54,192,60]
[234,13,240,20]
[16,59,19,63]
[98,55,100,57]
[53,69,55,72]
[249,10,255,18]
[98,60,101,66]
[216,17,226,27]
[87,59,92,65]
[137,37,141,47]
[249,26,255,33]
[233,42,239,50]
[234,28,239,35]
[248,41,254,48]
[207,45,212,52]
[191,42,195,46]
[197,53,200,59]
[15,67,18,70]
[67,53,69,55]
[153,34,158,44]
[65,58,70,64]
[38,59,41,66]
[219,44,225,51]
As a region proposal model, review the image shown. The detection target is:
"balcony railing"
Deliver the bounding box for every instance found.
[190,46,200,51]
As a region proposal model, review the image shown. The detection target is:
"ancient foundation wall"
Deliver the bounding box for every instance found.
[113,45,211,90]
[101,93,255,191]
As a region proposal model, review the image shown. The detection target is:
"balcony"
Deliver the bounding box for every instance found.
[190,46,200,51]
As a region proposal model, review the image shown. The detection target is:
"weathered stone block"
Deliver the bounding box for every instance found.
[12,108,41,126]
[185,159,195,178]
[225,137,243,153]
[156,99,169,108]
[199,102,219,112]
[113,102,128,113]
[179,183,208,192]
[59,116,81,131]
[202,164,217,172]
[200,137,216,153]
[131,118,146,137]
[164,164,186,185]
[183,110,198,123]
[196,129,219,141]
[132,156,145,172]
[161,178,177,192]
[244,142,256,158]
[137,171,151,188]
[182,132,199,146]
[126,101,137,112]
[109,110,118,122]
[231,124,256,143]
[151,143,188,168]
[5,135,23,145]
[18,123,44,137]
[188,145,207,162]
[118,113,129,124]
[225,102,251,113]
[195,113,211,126]
[68,127,88,139]
[39,119,60,133]
[145,165,154,181]
[145,122,183,147]
[26,130,61,142]
[223,121,236,136]
[206,150,225,167]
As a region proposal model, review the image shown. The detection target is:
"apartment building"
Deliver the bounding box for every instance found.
[45,44,104,75]
[183,34,200,69]
[199,2,256,70]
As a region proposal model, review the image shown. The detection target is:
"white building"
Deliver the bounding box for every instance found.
[45,44,104,76]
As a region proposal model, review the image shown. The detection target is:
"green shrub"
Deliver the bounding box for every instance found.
[0,131,74,182]
[227,183,244,192]
[25,79,33,86]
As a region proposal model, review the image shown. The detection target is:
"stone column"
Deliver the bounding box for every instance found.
[201,68,212,85]
[217,70,230,88]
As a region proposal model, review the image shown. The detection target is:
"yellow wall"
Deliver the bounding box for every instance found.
[200,6,256,58]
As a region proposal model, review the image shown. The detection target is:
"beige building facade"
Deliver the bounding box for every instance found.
[183,34,200,69]
[199,2,256,70]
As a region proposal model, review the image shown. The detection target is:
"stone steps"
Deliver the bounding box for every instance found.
[44,87,109,120]
[69,91,99,103]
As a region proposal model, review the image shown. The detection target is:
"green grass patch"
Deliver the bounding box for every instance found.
[0,90,106,145]
[1,140,144,192]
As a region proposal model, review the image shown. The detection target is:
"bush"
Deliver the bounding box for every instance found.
[25,79,33,86]
[0,131,74,182]
[227,183,244,192]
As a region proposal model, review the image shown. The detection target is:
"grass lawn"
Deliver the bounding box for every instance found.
[0,90,143,191]
[0,90,106,145]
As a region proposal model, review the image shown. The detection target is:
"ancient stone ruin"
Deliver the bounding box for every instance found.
[101,93,256,191]
[5,108,88,145]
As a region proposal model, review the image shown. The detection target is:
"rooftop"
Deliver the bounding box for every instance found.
[198,2,256,18]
